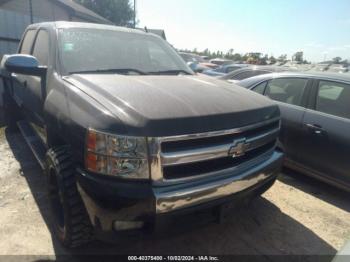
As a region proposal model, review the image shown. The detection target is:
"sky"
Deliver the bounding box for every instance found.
[137,0,350,62]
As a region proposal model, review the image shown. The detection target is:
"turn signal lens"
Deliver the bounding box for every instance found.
[87,131,96,151]
[86,152,107,174]
[87,130,107,153]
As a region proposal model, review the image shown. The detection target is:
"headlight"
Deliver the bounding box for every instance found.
[85,129,149,179]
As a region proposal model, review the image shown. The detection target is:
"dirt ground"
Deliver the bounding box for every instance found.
[0,126,349,260]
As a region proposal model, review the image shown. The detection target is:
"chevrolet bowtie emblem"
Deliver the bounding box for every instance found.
[228,138,250,158]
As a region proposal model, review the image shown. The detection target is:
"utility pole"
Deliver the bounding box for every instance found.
[29,0,33,24]
[133,0,136,28]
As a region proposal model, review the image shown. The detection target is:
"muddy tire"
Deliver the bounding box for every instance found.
[46,146,94,248]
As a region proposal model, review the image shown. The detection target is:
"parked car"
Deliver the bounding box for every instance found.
[201,55,210,61]
[326,64,349,73]
[218,66,294,83]
[313,63,331,72]
[179,52,217,72]
[1,22,283,247]
[203,64,250,77]
[210,58,233,66]
[237,72,350,191]
[179,52,203,63]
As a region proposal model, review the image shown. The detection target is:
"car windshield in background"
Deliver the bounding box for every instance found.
[58,28,192,75]
[179,53,205,63]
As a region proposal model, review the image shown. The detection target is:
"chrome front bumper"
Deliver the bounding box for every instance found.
[153,150,283,213]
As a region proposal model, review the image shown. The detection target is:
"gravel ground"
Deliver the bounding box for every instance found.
[0,127,349,260]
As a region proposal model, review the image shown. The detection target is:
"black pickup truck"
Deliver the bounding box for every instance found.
[1,22,283,247]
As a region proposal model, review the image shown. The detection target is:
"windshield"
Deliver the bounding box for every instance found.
[58,28,192,75]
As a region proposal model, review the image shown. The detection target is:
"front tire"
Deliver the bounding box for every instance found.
[46,146,94,248]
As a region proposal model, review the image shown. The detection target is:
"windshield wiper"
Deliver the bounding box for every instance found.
[68,68,147,75]
[148,69,192,75]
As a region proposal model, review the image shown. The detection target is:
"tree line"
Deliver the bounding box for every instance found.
[179,48,349,65]
[178,48,310,65]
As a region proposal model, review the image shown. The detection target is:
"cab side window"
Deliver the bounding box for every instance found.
[232,70,268,80]
[226,66,241,73]
[316,81,350,119]
[265,78,307,106]
[32,30,49,66]
[252,82,267,94]
[19,30,36,54]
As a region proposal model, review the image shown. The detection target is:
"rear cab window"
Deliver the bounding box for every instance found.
[252,81,267,94]
[226,66,241,73]
[265,78,308,106]
[316,81,350,119]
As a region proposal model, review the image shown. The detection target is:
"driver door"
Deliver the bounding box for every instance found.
[11,29,37,108]
[24,29,50,128]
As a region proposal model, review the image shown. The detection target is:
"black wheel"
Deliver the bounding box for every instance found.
[46,146,94,248]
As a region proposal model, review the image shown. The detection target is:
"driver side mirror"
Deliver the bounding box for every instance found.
[1,54,47,76]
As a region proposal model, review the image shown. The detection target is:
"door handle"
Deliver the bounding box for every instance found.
[305,123,326,135]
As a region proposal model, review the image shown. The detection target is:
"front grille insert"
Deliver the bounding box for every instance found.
[161,121,279,153]
[163,141,276,180]
[152,118,280,182]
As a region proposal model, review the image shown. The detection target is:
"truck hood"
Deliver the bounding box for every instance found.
[64,74,279,136]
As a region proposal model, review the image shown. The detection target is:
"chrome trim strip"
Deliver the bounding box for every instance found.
[157,117,280,142]
[161,143,230,166]
[161,128,279,166]
[154,151,283,213]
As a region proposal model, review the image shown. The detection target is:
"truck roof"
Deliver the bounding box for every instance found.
[26,21,153,37]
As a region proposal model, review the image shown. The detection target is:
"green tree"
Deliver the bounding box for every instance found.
[292,51,303,63]
[278,54,287,62]
[232,53,242,61]
[269,56,277,64]
[260,54,269,65]
[74,0,134,26]
[332,57,342,64]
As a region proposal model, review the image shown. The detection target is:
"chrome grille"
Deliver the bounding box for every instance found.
[149,117,280,184]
